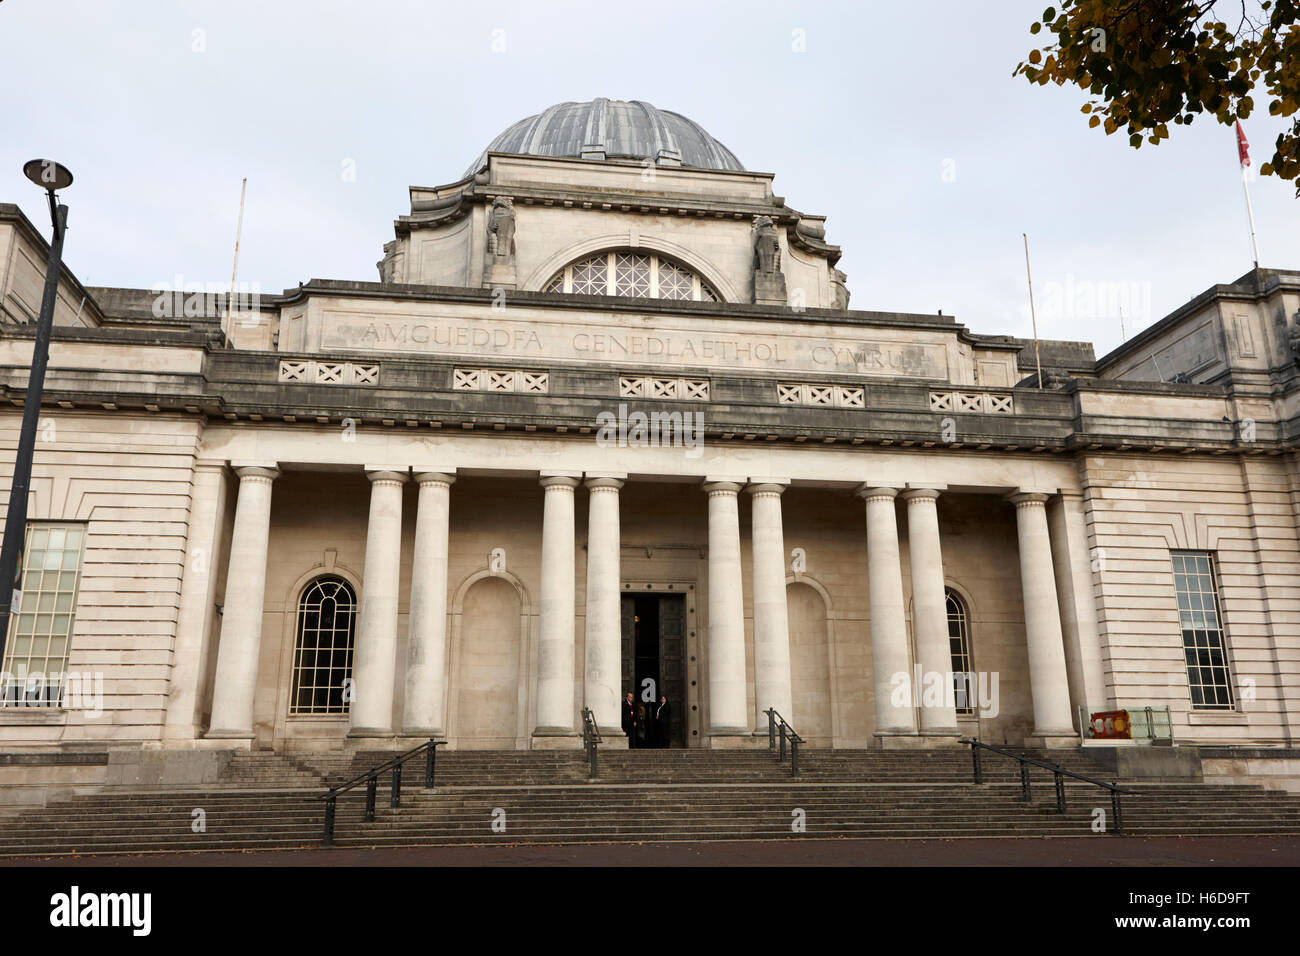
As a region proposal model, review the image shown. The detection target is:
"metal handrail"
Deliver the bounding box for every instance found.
[315,738,446,845]
[764,708,804,778]
[581,707,601,778]
[960,737,1141,835]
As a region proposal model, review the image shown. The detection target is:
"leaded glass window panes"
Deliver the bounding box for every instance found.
[570,254,607,295]
[1171,552,1235,709]
[658,260,694,300]
[1,523,86,707]
[290,575,357,715]
[946,589,974,715]
[614,252,652,297]
[542,251,721,302]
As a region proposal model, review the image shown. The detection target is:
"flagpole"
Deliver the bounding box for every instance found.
[223,177,247,345]
[1235,121,1261,269]
[1241,164,1261,269]
[1023,233,1043,390]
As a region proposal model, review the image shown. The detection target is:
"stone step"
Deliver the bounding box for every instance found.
[3,747,1297,857]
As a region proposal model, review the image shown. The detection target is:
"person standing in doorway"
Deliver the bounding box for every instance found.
[622,691,637,748]
[654,694,672,748]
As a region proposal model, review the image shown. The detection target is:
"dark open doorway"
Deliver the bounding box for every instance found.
[620,593,686,747]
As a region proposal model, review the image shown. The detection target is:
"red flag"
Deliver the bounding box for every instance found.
[1236,121,1251,167]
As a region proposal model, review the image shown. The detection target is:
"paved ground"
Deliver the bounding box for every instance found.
[6,835,1298,866]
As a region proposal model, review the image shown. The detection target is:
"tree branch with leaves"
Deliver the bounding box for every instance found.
[1015,0,1300,193]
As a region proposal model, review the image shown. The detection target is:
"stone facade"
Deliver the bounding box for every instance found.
[0,101,1297,768]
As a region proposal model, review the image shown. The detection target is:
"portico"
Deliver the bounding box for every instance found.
[193,437,1100,753]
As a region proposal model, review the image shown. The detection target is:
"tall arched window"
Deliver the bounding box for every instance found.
[290,575,357,715]
[946,589,975,715]
[543,250,720,301]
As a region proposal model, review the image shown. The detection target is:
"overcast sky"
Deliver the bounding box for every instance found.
[2,0,1295,359]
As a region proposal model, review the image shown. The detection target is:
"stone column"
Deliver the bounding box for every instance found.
[166,461,229,743]
[704,480,748,736]
[1047,491,1108,714]
[748,481,793,732]
[402,471,455,736]
[858,485,917,741]
[583,475,625,737]
[207,464,279,741]
[535,474,580,738]
[349,469,408,738]
[1009,492,1077,744]
[903,487,959,739]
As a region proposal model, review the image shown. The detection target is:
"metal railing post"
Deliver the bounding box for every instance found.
[971,740,983,785]
[1019,760,1031,801]
[391,764,402,808]
[1054,771,1066,813]
[779,724,787,762]
[767,709,776,749]
[364,775,377,822]
[790,737,800,778]
[425,739,436,788]
[322,794,337,846]
[1112,785,1124,836]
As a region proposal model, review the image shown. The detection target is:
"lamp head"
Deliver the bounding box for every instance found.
[23,159,73,192]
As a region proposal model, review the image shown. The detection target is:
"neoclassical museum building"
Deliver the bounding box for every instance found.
[1,99,1298,776]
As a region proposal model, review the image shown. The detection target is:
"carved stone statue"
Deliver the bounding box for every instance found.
[751,215,787,306]
[486,196,516,262]
[376,240,404,284]
[753,216,781,274]
[1288,316,1300,365]
[831,266,850,310]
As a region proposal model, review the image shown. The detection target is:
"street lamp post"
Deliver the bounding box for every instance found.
[0,160,74,668]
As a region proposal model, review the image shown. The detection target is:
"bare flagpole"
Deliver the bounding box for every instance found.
[223,177,247,343]
[1023,233,1043,389]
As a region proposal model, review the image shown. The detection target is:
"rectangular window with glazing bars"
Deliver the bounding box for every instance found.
[1,523,86,707]
[1171,551,1235,710]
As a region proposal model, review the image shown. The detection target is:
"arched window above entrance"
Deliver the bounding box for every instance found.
[543,250,720,301]
[289,575,357,716]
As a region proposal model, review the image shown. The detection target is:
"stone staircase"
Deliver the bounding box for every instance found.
[2,748,1299,857]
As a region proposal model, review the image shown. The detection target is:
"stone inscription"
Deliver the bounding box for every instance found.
[321,312,948,379]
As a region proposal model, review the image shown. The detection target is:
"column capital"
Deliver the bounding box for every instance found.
[232,465,280,482]
[1007,491,1050,508]
[540,474,581,490]
[900,487,942,503]
[584,476,624,492]
[703,480,743,496]
[413,471,456,487]
[746,482,788,497]
[856,484,900,500]
[366,469,408,485]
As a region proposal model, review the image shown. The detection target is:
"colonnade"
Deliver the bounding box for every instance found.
[204,466,1084,747]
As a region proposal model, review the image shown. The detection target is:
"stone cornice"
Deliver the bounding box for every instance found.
[275,278,1010,344]
[5,340,1293,456]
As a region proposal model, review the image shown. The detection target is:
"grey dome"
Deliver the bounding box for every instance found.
[465,98,745,177]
